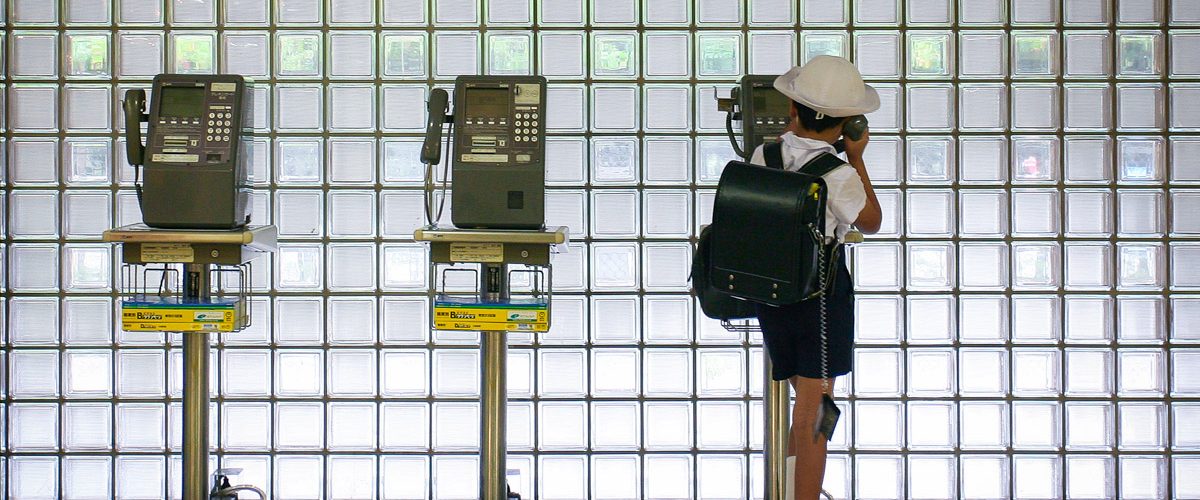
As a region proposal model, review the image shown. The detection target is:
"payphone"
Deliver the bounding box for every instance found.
[422,76,547,230]
[123,74,252,229]
[718,74,868,160]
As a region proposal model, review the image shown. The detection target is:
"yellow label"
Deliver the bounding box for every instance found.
[122,308,235,324]
[122,321,233,332]
[434,320,548,332]
[141,243,194,263]
[449,242,504,263]
[434,307,547,323]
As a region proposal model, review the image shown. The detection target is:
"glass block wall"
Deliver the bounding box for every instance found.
[3,0,1200,498]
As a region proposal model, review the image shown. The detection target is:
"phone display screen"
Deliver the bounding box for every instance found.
[753,88,791,116]
[159,86,206,118]
[466,87,510,117]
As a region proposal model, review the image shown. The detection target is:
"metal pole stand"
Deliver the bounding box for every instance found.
[415,227,569,500]
[104,224,277,500]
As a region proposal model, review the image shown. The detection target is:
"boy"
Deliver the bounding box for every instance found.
[748,56,883,499]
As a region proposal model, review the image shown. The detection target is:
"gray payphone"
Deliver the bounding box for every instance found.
[123,74,252,229]
[719,74,868,160]
[421,76,546,230]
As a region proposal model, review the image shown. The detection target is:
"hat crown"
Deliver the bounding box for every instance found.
[773,56,880,117]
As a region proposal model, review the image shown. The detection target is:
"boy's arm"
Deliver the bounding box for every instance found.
[842,131,882,234]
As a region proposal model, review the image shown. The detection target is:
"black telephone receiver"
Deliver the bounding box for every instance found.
[832,115,868,153]
[123,89,148,166]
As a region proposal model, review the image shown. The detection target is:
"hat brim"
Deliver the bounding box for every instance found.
[773,77,881,117]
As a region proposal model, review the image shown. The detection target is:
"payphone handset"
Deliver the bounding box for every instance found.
[422,76,547,230]
[124,74,253,229]
[718,75,868,160]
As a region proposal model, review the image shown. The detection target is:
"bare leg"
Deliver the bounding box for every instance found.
[788,375,835,500]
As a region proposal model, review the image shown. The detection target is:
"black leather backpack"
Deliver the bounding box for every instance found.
[691,142,846,316]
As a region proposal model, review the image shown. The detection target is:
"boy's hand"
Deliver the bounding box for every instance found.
[842,129,870,161]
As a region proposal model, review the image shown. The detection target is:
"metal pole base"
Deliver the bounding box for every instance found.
[765,361,791,500]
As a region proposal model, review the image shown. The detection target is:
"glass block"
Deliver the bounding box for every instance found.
[643,0,688,24]
[1118,243,1163,289]
[854,242,902,287]
[1116,189,1164,236]
[224,0,269,24]
[959,137,1008,184]
[1174,190,1200,236]
[907,138,954,184]
[906,455,955,499]
[591,349,639,397]
[1011,84,1060,131]
[643,32,689,78]
[328,350,376,396]
[591,402,640,450]
[170,33,216,74]
[905,190,954,236]
[1063,296,1113,345]
[959,243,1010,292]
[1171,32,1200,76]
[959,296,1007,342]
[854,401,904,449]
[1116,84,1165,131]
[1013,32,1059,78]
[590,242,639,291]
[696,401,746,450]
[1065,32,1112,78]
[1173,350,1200,397]
[117,350,166,397]
[118,0,163,24]
[956,191,1005,238]
[1067,191,1116,244]
[1064,84,1112,131]
[907,243,954,291]
[959,0,1006,24]
[1172,84,1200,131]
[854,349,902,396]
[1015,455,1062,499]
[855,32,902,78]
[63,350,113,397]
[960,401,1009,449]
[380,402,429,450]
[1065,137,1113,184]
[63,297,113,345]
[801,32,847,63]
[1065,243,1113,291]
[1013,401,1061,449]
[855,295,902,344]
[865,83,903,131]
[643,295,690,342]
[1068,457,1116,500]
[905,84,954,131]
[9,191,59,238]
[11,138,60,184]
[115,403,165,451]
[1118,31,1163,77]
[592,0,637,24]
[644,455,692,498]
[590,32,637,79]
[12,32,59,78]
[10,85,59,132]
[592,455,640,498]
[62,456,112,498]
[644,349,692,397]
[908,401,956,450]
[1065,0,1111,24]
[855,456,902,498]
[748,32,796,74]
[591,86,639,131]
[959,84,1006,130]
[644,402,693,450]
[962,455,1009,499]
[905,349,955,396]
[906,296,954,344]
[1012,0,1059,24]
[1011,189,1060,236]
[65,33,111,79]
[959,349,1008,396]
[697,0,742,23]
[801,0,847,24]
[643,137,691,184]
[64,138,112,185]
[10,350,59,398]
[855,0,901,24]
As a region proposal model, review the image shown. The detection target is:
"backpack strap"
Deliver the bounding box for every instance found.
[798,152,847,178]
[762,142,785,170]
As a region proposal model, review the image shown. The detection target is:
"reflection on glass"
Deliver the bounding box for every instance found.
[67,247,109,290]
[698,36,739,76]
[279,35,320,75]
[1015,246,1054,287]
[278,142,322,182]
[594,35,634,76]
[1120,140,1159,181]
[67,35,110,77]
[1014,35,1051,75]
[805,34,845,62]
[488,35,530,75]
[1013,140,1055,182]
[594,140,635,181]
[384,141,423,182]
[909,36,948,75]
[1119,35,1156,75]
[699,140,733,181]
[279,248,321,288]
[909,247,949,287]
[909,141,949,180]
[1119,246,1158,286]
[174,35,214,73]
[68,141,110,183]
[384,35,425,76]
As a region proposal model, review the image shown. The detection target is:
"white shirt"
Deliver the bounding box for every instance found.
[749,132,867,241]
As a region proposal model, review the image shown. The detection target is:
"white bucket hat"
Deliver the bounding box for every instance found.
[773,55,880,118]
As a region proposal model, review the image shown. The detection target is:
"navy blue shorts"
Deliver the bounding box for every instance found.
[754,251,855,381]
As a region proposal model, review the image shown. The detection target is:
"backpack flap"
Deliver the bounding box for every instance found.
[710,160,829,306]
[691,225,759,321]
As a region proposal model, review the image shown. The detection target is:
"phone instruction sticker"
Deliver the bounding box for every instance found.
[141,243,195,263]
[450,243,504,263]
